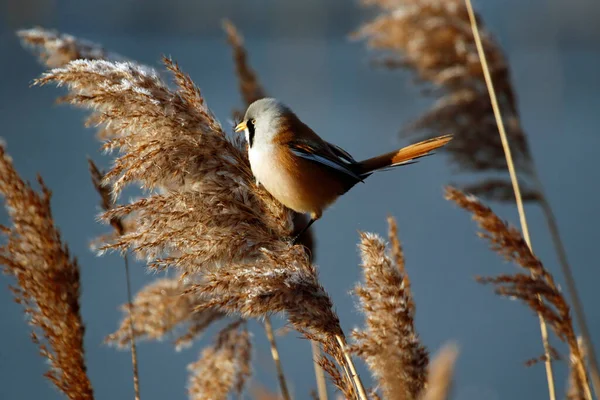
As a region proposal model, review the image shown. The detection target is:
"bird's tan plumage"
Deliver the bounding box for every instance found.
[357,135,453,174]
[240,98,452,241]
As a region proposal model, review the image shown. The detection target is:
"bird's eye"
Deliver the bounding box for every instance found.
[247,119,256,147]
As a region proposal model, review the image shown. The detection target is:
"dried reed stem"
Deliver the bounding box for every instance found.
[335,335,369,400]
[311,341,329,400]
[264,317,291,400]
[88,160,140,400]
[463,1,556,397]
[123,255,141,400]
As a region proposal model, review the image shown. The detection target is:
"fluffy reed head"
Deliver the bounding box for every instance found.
[26,28,341,352]
[223,20,266,108]
[187,320,252,399]
[0,146,93,400]
[105,278,224,351]
[352,218,428,400]
[36,57,294,269]
[18,27,108,67]
[420,344,458,400]
[445,186,590,397]
[354,0,539,202]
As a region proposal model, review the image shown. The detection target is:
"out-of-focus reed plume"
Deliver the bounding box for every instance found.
[0,147,93,400]
[105,278,223,351]
[567,338,588,400]
[187,320,252,399]
[446,187,592,400]
[223,20,266,108]
[18,27,108,67]
[352,218,428,400]
[353,0,534,196]
[419,344,458,400]
[354,1,599,394]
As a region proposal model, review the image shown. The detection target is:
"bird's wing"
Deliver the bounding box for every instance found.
[324,141,357,164]
[288,141,364,182]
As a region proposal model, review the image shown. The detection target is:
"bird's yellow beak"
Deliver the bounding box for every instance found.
[234,121,247,133]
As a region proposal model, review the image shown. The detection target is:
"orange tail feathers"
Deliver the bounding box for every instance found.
[358,134,452,174]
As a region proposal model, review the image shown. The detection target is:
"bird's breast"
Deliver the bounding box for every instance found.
[248,144,346,215]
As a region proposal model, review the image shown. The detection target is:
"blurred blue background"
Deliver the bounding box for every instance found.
[1,0,599,399]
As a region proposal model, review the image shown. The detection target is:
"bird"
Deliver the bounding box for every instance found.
[235,98,452,242]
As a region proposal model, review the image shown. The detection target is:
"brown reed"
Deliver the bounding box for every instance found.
[223,19,322,399]
[446,186,592,400]
[0,146,93,400]
[353,0,534,188]
[18,27,108,67]
[23,27,369,398]
[264,317,291,400]
[419,344,458,400]
[222,19,267,108]
[105,277,224,350]
[187,320,252,399]
[354,1,599,396]
[352,218,428,400]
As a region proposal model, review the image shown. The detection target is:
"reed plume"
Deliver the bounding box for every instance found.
[36,57,293,270]
[567,338,588,400]
[18,27,109,67]
[0,146,93,400]
[26,28,360,397]
[223,20,267,108]
[355,1,598,395]
[446,186,592,400]
[223,20,319,400]
[187,320,252,399]
[419,344,458,400]
[352,218,428,400]
[353,0,534,195]
[105,277,224,350]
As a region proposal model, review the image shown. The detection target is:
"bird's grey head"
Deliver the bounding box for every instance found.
[239,98,292,148]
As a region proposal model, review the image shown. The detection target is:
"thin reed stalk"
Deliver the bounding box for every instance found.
[89,160,140,399]
[311,341,328,400]
[264,317,291,400]
[123,255,141,400]
[463,1,556,397]
[335,335,369,400]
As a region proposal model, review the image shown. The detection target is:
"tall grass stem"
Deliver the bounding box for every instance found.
[463,0,556,398]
